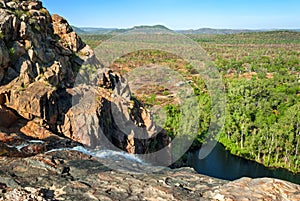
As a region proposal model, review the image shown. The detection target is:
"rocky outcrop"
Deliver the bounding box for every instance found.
[0,0,170,160]
[0,150,299,201]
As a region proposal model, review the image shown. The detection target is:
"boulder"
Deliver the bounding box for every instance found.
[51,14,73,35]
[52,14,85,52]
[3,67,18,83]
[0,106,18,128]
[0,68,4,82]
[11,41,26,57]
[0,40,10,68]
[19,21,32,39]
[5,1,19,10]
[28,1,42,10]
[0,1,6,8]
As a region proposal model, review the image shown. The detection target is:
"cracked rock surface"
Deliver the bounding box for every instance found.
[0,150,300,201]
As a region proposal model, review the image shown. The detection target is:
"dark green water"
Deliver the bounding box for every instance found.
[187,143,300,185]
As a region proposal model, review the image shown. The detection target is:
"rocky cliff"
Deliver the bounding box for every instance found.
[0,0,170,160]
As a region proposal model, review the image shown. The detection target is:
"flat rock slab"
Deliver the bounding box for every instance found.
[0,150,299,201]
[0,150,223,200]
[209,177,300,201]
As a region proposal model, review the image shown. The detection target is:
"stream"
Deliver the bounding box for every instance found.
[187,143,300,185]
[9,140,300,184]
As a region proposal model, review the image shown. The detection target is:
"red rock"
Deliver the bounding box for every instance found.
[0,106,18,128]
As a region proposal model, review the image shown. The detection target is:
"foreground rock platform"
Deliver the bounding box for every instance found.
[0,150,299,201]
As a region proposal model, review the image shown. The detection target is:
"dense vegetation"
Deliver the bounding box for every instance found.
[80,31,300,173]
[189,31,300,44]
[221,75,299,172]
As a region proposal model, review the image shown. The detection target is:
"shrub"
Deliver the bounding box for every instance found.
[9,47,15,58]
[0,31,4,39]
[14,10,24,19]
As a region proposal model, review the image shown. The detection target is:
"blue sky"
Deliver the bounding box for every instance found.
[42,0,299,30]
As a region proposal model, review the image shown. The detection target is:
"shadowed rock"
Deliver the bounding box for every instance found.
[0,0,170,163]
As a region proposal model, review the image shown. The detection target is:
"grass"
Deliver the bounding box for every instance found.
[8,47,16,61]
[17,83,28,91]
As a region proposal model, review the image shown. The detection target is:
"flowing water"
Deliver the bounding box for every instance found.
[19,140,300,183]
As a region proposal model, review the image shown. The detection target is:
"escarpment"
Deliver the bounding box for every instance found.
[0,0,170,159]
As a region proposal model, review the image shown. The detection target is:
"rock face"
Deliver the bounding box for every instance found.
[0,150,299,201]
[0,0,170,160]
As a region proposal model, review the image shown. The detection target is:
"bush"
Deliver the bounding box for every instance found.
[0,31,4,39]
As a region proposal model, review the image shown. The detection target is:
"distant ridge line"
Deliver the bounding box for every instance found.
[71,25,300,35]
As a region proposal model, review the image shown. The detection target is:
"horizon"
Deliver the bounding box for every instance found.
[74,25,300,31]
[42,0,300,30]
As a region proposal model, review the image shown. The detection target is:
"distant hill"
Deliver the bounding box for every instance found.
[132,25,170,30]
[71,26,117,34]
[71,25,172,35]
[176,28,259,34]
[80,27,117,34]
[177,28,300,34]
[71,26,86,34]
[72,25,300,35]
